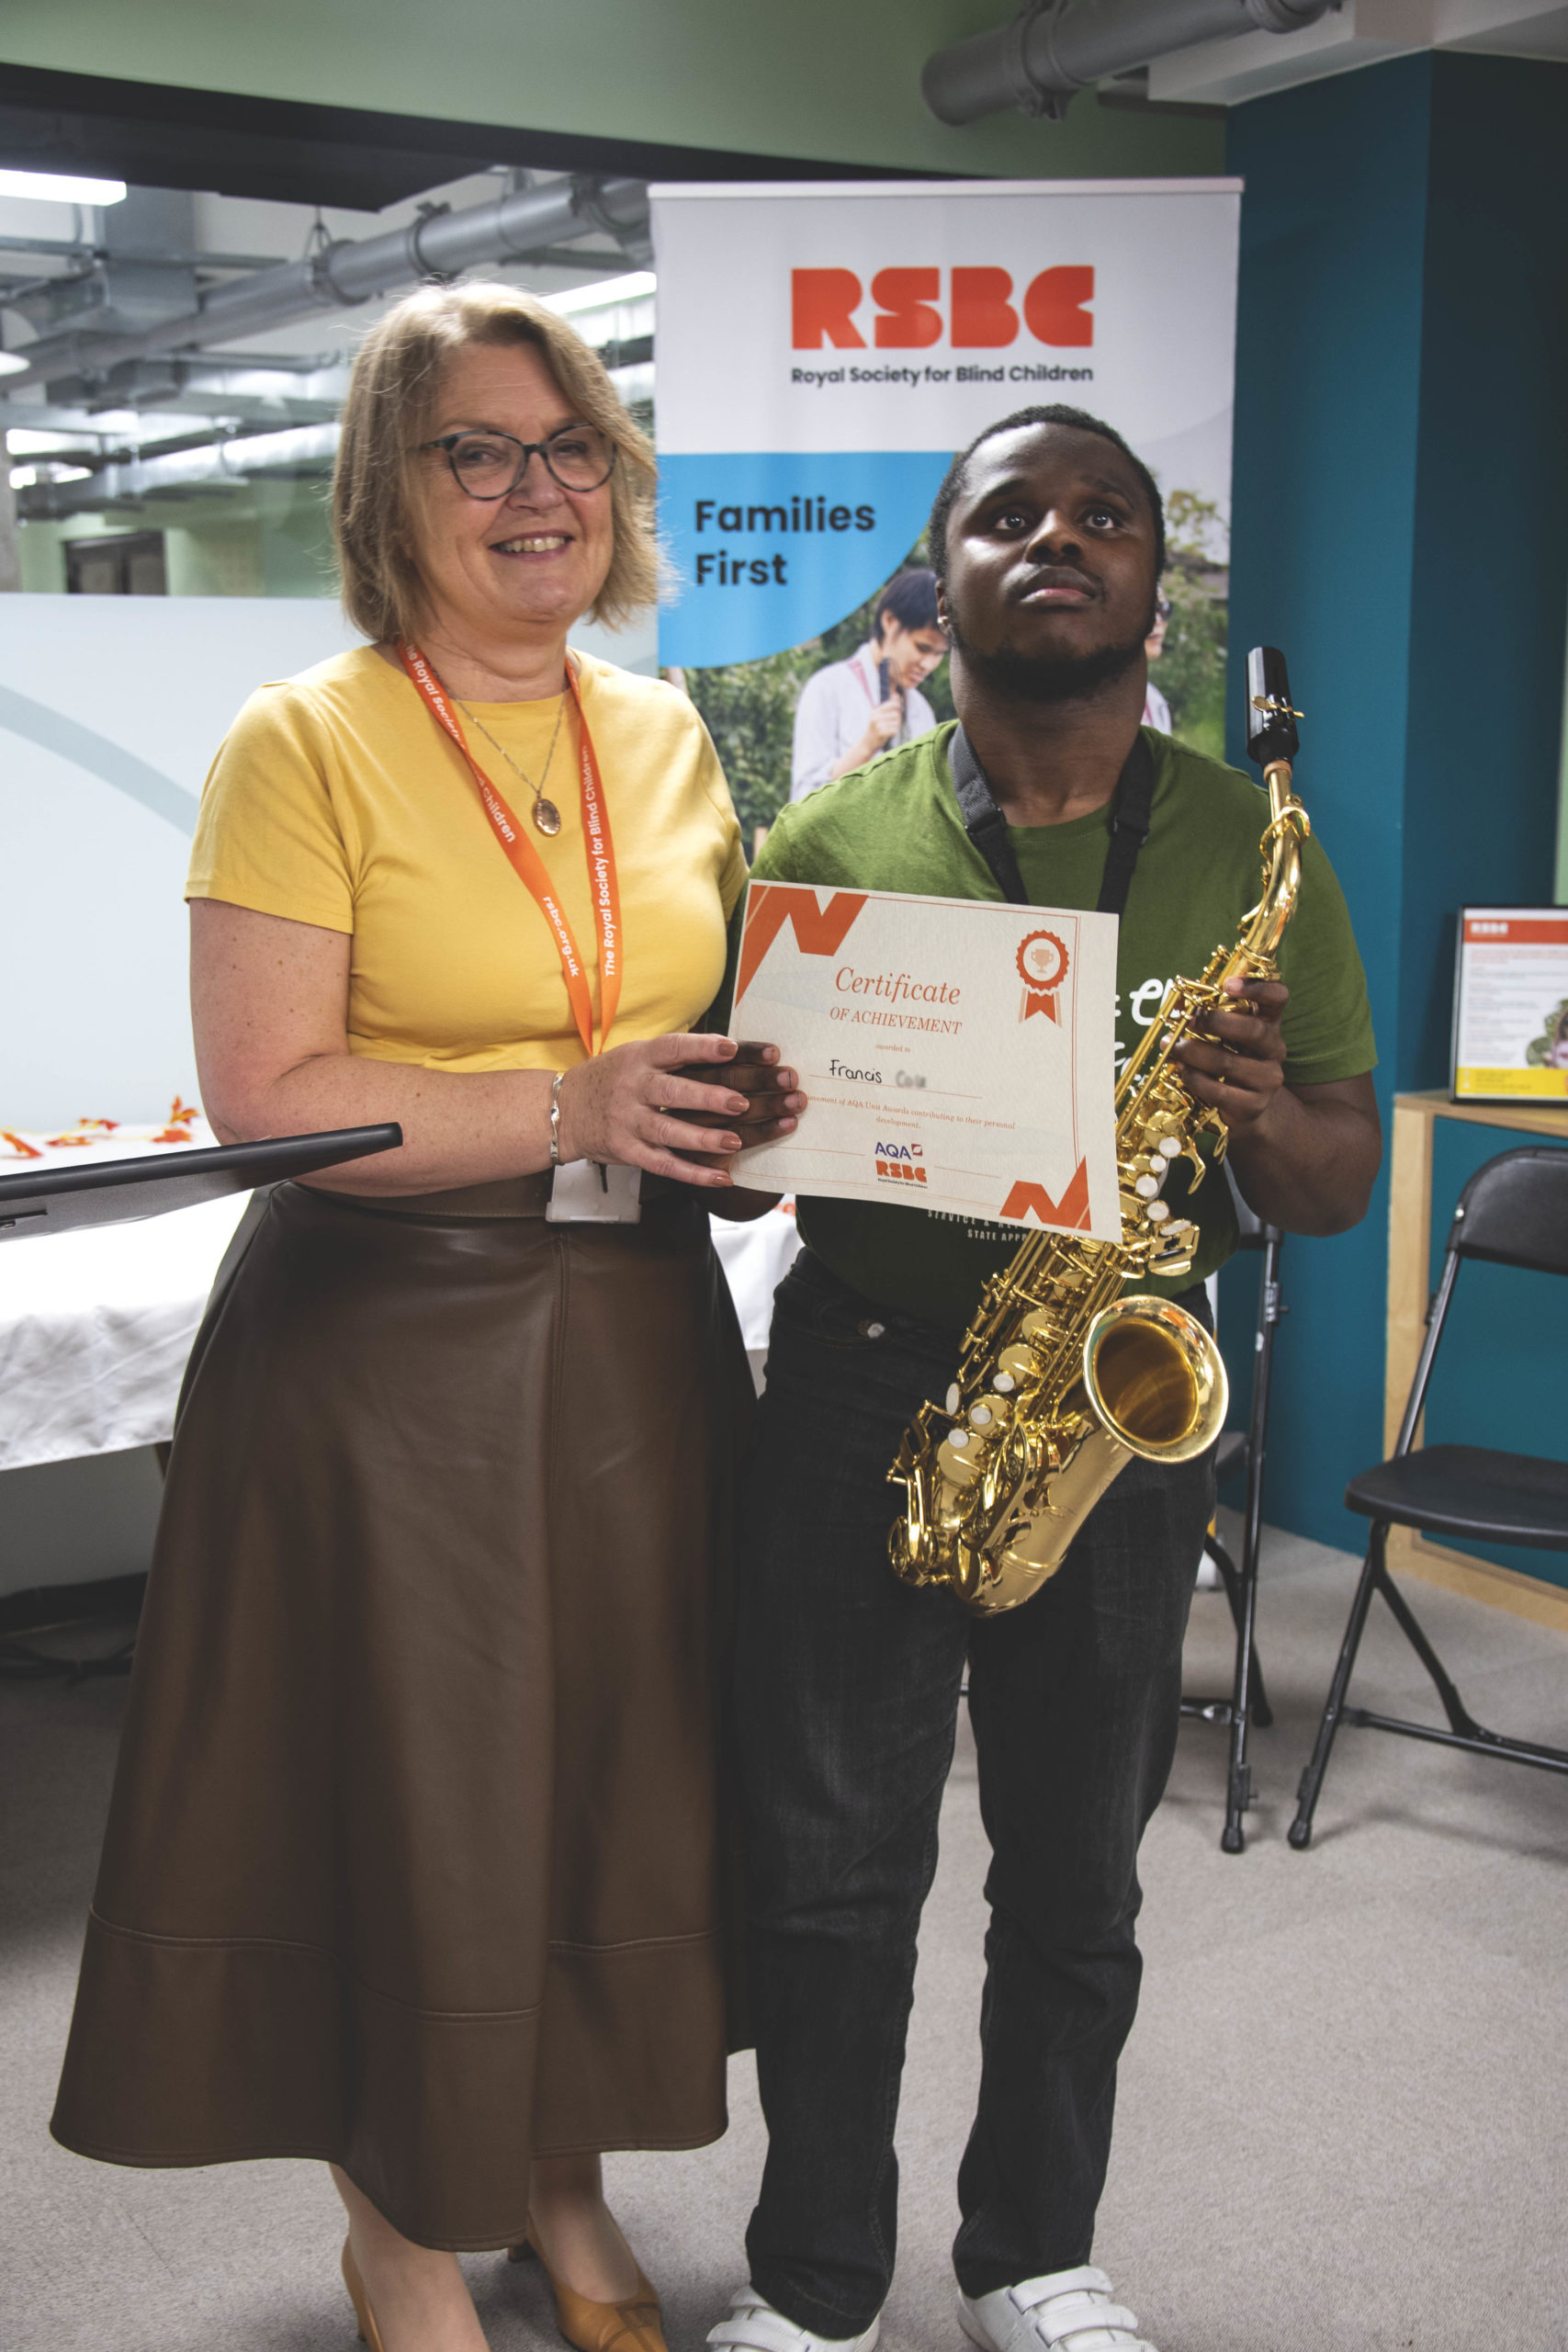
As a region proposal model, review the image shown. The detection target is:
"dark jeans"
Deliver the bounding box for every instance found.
[736,1250,1215,2335]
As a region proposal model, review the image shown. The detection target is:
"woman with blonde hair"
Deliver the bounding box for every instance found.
[51,281,799,2352]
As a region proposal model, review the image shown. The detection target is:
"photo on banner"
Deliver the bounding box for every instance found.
[650,178,1242,842]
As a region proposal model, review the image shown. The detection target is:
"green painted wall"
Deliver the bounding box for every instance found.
[0,1,1224,179]
[17,481,336,597]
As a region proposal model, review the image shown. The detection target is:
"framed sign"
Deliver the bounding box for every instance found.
[1450,908,1568,1103]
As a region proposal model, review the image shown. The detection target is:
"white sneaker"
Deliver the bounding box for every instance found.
[707,2285,882,2352]
[959,2267,1158,2352]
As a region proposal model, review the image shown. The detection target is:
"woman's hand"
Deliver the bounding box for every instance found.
[1173,975,1289,1136]
[666,1041,804,1147]
[557,1034,802,1190]
[661,1042,806,1206]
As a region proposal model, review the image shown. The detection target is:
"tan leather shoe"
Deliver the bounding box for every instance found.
[516,2217,669,2352]
[341,2239,388,2351]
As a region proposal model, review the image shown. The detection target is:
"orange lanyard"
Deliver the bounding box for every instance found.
[398,639,623,1059]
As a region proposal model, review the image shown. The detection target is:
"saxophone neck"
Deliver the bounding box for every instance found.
[1227,757,1308,977]
[1266,756,1305,831]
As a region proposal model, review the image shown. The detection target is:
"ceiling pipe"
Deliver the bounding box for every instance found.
[922,0,1336,124]
[16,422,343,515]
[1,175,650,395]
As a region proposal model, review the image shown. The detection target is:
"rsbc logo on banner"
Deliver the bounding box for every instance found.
[793,266,1094,352]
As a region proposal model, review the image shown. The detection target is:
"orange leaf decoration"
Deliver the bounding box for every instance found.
[0,1129,44,1160]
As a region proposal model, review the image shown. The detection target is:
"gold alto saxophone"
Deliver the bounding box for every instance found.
[888,648,1309,1614]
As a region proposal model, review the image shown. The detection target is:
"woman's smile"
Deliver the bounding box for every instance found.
[488,529,574,559]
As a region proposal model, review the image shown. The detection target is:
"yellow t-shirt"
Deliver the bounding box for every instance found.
[187,645,748,1071]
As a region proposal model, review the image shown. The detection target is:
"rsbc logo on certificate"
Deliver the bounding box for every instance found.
[729,879,1122,1240]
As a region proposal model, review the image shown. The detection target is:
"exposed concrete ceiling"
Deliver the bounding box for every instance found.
[1149,0,1568,103]
[0,169,654,520]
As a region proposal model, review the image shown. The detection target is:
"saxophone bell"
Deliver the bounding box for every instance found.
[968,1295,1228,1615]
[1081,1295,1229,1465]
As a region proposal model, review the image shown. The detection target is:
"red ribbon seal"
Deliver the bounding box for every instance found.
[1017,928,1071,1023]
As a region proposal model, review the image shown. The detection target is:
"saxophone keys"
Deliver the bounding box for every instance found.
[937,1433,983,1488]
[967,1394,1011,1431]
[996,1344,1037,1387]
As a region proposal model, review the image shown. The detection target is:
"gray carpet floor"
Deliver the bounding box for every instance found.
[3,1513,1565,2352]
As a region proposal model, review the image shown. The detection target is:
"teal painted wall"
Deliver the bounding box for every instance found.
[1219,53,1568,1570]
[1401,57,1568,1087]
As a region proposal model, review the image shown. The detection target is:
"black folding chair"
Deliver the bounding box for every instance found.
[1180,1177,1281,1854]
[1290,1147,1568,1849]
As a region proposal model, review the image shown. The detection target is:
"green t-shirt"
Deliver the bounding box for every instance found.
[742,724,1376,1331]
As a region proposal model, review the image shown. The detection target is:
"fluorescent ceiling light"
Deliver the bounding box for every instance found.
[0,352,30,377]
[0,168,127,206]
[545,271,656,318]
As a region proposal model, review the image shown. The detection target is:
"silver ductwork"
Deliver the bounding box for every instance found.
[16,423,344,515]
[2,175,650,396]
[922,0,1336,125]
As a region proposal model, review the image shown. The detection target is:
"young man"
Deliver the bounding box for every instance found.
[789,567,948,800]
[710,407,1381,2352]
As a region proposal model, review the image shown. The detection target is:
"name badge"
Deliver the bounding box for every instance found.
[546,1160,644,1225]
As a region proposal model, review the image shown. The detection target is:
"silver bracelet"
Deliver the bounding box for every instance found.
[548,1070,565,1167]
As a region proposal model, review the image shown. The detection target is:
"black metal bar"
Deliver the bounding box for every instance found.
[1209,1532,1245,1623]
[1341,1707,1568,1774]
[1371,1559,1485,1739]
[1208,1228,1280,1848]
[1244,1232,1281,1566]
[1179,1223,1282,1848]
[1221,1226,1281,1841]
[1199,1528,1266,1848]
[1393,1250,1461,1458]
[1289,1521,1387,1848]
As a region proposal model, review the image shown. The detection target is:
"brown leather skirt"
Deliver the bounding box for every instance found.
[51,1178,753,2250]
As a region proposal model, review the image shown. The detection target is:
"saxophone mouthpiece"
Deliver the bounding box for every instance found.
[1246,646,1301,767]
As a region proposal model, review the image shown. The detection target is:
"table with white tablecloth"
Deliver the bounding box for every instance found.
[0,1133,802,1476]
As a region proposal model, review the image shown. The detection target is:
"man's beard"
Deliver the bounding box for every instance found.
[947,611,1148,706]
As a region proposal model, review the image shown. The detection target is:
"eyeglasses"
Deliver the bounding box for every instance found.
[419,424,617,500]
[1155,595,1173,620]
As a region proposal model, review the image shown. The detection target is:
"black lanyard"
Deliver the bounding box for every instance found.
[947,722,1155,917]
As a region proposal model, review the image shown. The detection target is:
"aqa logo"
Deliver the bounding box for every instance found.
[875,1140,928,1186]
[793,266,1094,352]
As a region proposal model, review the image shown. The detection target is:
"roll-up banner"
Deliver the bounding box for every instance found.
[650,178,1241,828]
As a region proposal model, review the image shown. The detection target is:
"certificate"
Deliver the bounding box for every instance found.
[1450,908,1568,1104]
[728,878,1123,1240]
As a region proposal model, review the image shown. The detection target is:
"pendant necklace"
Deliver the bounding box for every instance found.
[457,687,568,837]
